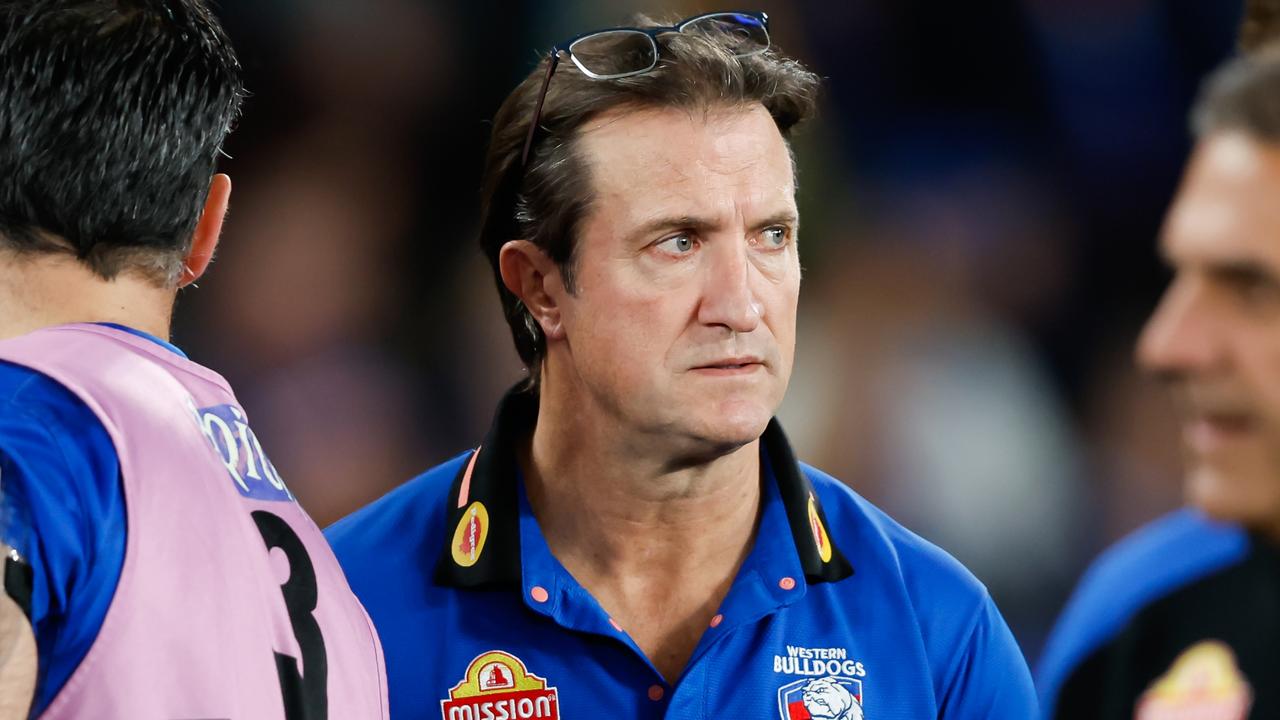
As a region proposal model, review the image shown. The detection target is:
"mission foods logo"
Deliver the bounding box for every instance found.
[440,650,560,720]
[1136,641,1252,720]
[451,501,490,568]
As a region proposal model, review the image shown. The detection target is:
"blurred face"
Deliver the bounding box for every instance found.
[552,103,800,454]
[1138,132,1280,533]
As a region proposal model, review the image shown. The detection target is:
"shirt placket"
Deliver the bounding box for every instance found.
[664,464,810,718]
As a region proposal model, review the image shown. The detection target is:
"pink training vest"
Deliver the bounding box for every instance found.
[0,324,388,719]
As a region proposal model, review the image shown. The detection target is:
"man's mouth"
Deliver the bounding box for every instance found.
[1183,411,1259,454]
[691,357,765,374]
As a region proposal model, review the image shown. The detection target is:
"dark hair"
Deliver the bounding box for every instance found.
[1240,0,1280,53]
[1192,46,1280,142]
[478,15,820,384]
[0,0,244,285]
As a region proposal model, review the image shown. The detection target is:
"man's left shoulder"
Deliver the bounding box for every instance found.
[801,463,989,608]
[799,465,1036,713]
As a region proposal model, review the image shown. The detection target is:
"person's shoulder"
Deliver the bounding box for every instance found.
[0,359,115,474]
[1036,509,1249,704]
[803,463,987,604]
[1074,508,1246,609]
[1047,508,1248,653]
[802,464,1036,711]
[325,450,472,562]
[0,359,79,411]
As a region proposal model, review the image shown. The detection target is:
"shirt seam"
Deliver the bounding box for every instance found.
[935,590,989,717]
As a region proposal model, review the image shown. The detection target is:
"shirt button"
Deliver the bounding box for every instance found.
[779,577,797,591]
[648,684,665,701]
[709,614,723,628]
[530,586,549,603]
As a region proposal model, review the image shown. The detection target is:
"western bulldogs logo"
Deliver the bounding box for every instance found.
[778,676,865,720]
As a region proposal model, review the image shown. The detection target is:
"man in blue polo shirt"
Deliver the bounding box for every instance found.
[328,12,1036,719]
[1036,10,1280,719]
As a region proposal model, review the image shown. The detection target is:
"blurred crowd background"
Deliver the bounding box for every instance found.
[178,0,1246,664]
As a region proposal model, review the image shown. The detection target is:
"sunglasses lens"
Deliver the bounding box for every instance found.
[682,13,770,56]
[569,30,657,78]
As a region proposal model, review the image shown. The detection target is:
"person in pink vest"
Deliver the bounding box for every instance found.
[0,2,388,719]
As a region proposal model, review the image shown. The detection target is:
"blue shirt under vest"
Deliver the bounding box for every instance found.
[0,323,184,718]
[327,387,1037,719]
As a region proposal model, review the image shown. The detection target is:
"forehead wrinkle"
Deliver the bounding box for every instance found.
[577,103,797,237]
[580,103,781,176]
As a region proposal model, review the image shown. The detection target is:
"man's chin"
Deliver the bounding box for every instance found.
[706,401,773,441]
[1184,464,1276,528]
[686,420,767,452]
[646,387,778,455]
[662,412,770,464]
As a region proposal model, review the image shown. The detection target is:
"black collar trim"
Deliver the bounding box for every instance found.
[434,386,854,589]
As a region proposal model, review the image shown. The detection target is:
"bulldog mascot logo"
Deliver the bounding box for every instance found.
[778,676,865,720]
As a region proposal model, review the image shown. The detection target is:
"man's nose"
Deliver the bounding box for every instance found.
[696,240,762,333]
[1136,277,1223,379]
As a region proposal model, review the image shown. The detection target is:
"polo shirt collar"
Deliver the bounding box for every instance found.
[433,385,853,590]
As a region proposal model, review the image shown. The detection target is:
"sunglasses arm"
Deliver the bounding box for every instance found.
[521,51,561,167]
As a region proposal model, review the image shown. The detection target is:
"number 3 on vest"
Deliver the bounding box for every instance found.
[253,511,329,720]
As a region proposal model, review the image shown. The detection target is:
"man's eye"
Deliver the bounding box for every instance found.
[762,227,788,246]
[655,234,695,254]
[1215,266,1280,307]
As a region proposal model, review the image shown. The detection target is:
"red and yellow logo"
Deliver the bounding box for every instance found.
[807,494,833,564]
[451,502,490,568]
[440,651,560,720]
[1136,641,1253,720]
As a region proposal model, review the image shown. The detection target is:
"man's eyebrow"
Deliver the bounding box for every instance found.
[1205,257,1280,285]
[625,215,718,244]
[625,210,801,244]
[752,211,800,232]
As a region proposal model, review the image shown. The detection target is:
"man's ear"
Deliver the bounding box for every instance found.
[498,240,567,340]
[179,173,231,287]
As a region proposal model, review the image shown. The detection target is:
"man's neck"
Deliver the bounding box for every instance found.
[522,381,763,681]
[0,251,173,341]
[524,382,762,578]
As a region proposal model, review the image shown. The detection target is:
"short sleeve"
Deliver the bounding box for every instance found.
[0,362,126,718]
[937,593,1039,719]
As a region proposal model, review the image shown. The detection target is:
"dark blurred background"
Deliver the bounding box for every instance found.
[178,0,1245,664]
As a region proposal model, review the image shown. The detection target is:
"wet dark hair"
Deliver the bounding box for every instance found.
[0,0,244,285]
[478,14,820,384]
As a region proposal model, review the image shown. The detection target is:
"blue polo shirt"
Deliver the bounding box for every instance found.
[327,388,1036,719]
